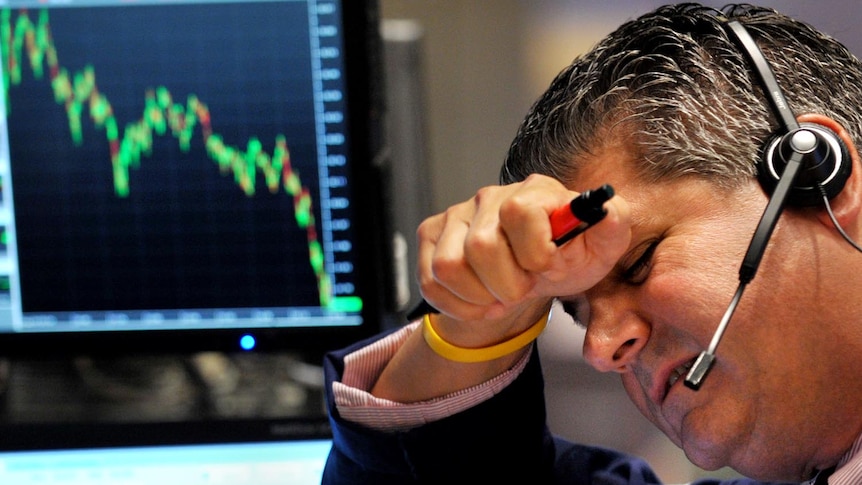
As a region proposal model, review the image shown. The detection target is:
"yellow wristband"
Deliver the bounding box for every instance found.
[422,311,550,363]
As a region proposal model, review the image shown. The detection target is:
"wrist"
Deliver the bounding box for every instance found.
[422,309,551,363]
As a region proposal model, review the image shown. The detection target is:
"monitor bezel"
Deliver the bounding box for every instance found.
[0,0,391,359]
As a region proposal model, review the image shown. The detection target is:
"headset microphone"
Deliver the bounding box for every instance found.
[684,133,807,389]
[684,20,850,390]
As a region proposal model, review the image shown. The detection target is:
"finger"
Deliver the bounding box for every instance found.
[545,195,632,293]
[499,177,575,273]
[432,207,501,306]
[575,194,632,265]
[415,204,499,320]
[463,186,548,305]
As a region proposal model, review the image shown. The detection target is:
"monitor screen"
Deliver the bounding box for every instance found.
[0,436,333,484]
[0,0,390,356]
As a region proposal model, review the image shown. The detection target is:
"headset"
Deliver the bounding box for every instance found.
[684,19,853,389]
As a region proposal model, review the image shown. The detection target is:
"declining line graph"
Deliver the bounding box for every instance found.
[1,6,336,310]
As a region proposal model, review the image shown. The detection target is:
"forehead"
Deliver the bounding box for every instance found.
[568,147,740,235]
[568,147,659,224]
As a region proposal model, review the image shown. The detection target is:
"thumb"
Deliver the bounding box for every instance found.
[541,194,631,296]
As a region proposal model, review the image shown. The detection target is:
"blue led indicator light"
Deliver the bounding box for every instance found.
[239,334,256,351]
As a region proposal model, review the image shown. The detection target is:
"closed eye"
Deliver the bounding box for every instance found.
[620,238,660,285]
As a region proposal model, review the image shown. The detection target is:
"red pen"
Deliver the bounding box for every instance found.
[549,184,615,246]
[407,183,615,319]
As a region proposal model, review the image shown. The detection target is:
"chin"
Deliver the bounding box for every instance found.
[681,431,806,482]
[682,448,791,482]
[677,410,751,475]
[681,443,728,474]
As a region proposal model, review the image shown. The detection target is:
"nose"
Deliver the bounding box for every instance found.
[581,295,649,373]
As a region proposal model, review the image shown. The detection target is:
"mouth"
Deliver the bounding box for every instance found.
[646,354,704,407]
[661,357,697,402]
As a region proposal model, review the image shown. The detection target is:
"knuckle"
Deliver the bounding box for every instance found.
[498,195,530,222]
[416,218,434,239]
[518,244,555,272]
[473,185,499,203]
[463,227,498,259]
[429,254,463,283]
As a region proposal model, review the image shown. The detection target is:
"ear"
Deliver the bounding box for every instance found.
[797,113,862,230]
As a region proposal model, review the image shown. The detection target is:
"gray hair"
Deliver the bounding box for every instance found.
[500,3,862,189]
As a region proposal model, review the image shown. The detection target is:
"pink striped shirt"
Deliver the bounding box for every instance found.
[820,434,862,484]
[332,321,529,431]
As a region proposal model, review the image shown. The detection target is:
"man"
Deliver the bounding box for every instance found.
[323,3,862,483]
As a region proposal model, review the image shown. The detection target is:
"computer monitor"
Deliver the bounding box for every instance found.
[0,434,333,484]
[0,0,390,357]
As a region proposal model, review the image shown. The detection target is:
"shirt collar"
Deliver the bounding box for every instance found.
[822,433,862,485]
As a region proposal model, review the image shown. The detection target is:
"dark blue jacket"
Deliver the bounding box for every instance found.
[322,331,790,484]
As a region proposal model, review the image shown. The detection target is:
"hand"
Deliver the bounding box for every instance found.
[416,174,631,343]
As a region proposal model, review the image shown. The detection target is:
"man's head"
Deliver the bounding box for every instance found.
[501,3,862,480]
[501,3,862,190]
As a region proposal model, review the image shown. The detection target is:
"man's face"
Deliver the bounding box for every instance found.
[567,146,851,480]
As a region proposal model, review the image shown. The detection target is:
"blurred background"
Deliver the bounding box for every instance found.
[378,1,862,482]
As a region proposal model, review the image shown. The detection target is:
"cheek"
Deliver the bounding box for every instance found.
[619,373,651,420]
[640,271,727,342]
[620,371,646,403]
[619,373,683,446]
[643,245,741,334]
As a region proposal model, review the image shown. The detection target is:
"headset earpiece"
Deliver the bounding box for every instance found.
[758,122,851,206]
[723,20,852,207]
